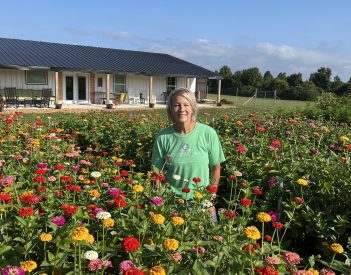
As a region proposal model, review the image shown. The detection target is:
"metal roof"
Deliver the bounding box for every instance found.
[0,37,219,78]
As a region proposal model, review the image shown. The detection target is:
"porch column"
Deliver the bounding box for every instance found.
[148,76,154,107]
[56,72,63,101]
[216,79,222,105]
[90,73,95,104]
[106,74,111,102]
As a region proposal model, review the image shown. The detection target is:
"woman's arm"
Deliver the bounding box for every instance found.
[210,163,221,186]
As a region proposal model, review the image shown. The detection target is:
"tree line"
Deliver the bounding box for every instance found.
[208,66,351,101]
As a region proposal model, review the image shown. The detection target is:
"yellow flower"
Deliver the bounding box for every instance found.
[340,135,349,142]
[86,234,95,244]
[308,268,319,275]
[56,128,64,132]
[146,265,166,275]
[178,199,185,204]
[320,126,330,133]
[144,236,155,246]
[330,243,344,254]
[172,217,185,226]
[194,191,203,199]
[133,185,144,193]
[103,218,115,228]
[71,227,90,242]
[149,212,165,225]
[40,233,53,242]
[21,260,37,272]
[244,226,261,240]
[256,212,271,223]
[163,239,179,251]
[296,178,308,186]
[88,189,101,198]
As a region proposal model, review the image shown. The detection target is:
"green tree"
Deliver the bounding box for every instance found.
[219,65,233,79]
[309,67,332,92]
[287,73,303,87]
[240,67,262,88]
[262,71,274,90]
[271,78,289,94]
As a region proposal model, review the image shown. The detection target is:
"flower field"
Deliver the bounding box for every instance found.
[0,109,350,274]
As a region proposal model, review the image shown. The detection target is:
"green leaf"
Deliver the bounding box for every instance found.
[0,245,11,255]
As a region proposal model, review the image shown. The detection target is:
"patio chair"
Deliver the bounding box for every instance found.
[33,88,52,108]
[4,87,19,108]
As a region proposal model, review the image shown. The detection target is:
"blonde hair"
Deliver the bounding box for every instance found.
[166,88,198,123]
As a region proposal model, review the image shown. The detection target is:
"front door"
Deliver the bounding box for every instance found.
[78,76,86,101]
[66,76,74,100]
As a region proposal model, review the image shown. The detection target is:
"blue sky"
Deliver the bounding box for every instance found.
[1,0,351,81]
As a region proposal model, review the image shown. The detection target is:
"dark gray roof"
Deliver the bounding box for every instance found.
[0,37,219,78]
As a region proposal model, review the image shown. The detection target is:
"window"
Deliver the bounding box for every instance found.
[114,75,126,93]
[166,77,176,94]
[97,77,103,88]
[25,70,48,85]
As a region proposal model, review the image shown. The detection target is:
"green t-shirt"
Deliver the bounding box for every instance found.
[152,122,225,199]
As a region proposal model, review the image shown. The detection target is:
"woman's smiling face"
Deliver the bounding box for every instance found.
[170,95,194,125]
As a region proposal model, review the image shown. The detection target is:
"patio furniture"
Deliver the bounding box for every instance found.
[33,88,52,107]
[4,87,19,108]
[139,93,145,104]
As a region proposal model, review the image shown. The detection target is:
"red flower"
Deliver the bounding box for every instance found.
[264,235,272,242]
[125,159,135,166]
[272,222,284,230]
[33,176,46,183]
[236,145,247,154]
[270,140,281,147]
[113,195,127,208]
[182,187,191,193]
[60,175,73,182]
[61,204,78,215]
[242,244,254,253]
[19,207,34,216]
[192,177,201,183]
[113,175,123,181]
[294,197,304,204]
[0,192,12,203]
[206,185,218,194]
[35,169,46,175]
[255,265,278,275]
[120,170,129,177]
[252,187,263,195]
[225,210,236,219]
[240,198,252,207]
[151,173,165,181]
[54,164,65,170]
[123,268,144,275]
[122,236,140,252]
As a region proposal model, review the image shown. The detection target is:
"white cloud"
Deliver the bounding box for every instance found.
[99,31,351,81]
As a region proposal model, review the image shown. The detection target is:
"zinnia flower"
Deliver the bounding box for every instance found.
[171,216,185,225]
[255,266,278,275]
[84,250,99,260]
[103,218,115,228]
[119,260,135,271]
[265,256,280,265]
[121,236,140,252]
[282,251,301,265]
[51,215,65,226]
[150,196,164,205]
[296,178,308,186]
[256,212,272,223]
[21,261,37,272]
[96,211,111,220]
[1,266,25,275]
[330,243,344,254]
[244,226,261,240]
[149,212,165,225]
[171,253,183,262]
[163,239,179,251]
[147,266,166,275]
[40,233,53,242]
[132,185,144,193]
[90,171,102,179]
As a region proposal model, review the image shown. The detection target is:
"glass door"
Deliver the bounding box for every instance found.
[78,77,86,100]
[66,76,74,100]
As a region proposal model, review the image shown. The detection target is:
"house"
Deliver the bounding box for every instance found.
[0,37,222,106]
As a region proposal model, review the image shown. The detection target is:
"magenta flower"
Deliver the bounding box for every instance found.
[37,162,47,169]
[108,188,121,197]
[51,215,66,227]
[267,211,278,222]
[2,266,25,275]
[150,196,164,205]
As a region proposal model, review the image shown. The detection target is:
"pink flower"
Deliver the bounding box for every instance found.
[267,211,278,222]
[88,259,103,271]
[319,268,336,275]
[119,260,135,271]
[282,251,301,265]
[2,266,25,275]
[265,256,280,265]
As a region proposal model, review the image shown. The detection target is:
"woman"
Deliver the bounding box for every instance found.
[151,88,225,217]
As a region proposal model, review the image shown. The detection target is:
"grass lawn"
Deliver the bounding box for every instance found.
[207,92,315,112]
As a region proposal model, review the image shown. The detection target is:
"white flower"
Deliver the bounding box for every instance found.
[96,211,111,220]
[172,174,181,181]
[110,231,118,236]
[84,250,98,260]
[202,200,213,208]
[90,171,102,179]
